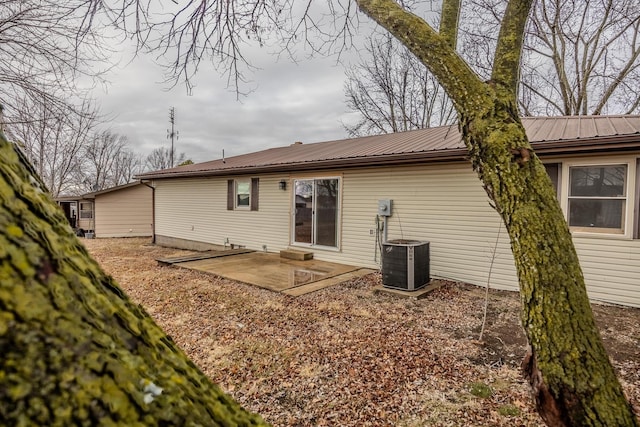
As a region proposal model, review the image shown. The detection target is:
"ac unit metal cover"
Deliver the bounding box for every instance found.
[382,240,430,291]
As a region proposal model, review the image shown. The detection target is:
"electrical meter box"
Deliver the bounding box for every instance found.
[378,199,392,216]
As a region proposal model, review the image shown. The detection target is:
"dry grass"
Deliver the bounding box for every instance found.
[83,237,640,426]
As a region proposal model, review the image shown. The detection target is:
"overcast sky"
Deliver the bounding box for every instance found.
[93,36,365,165]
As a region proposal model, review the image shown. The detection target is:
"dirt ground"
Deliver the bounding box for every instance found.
[83,237,640,426]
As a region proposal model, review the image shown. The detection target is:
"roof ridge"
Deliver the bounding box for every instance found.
[135,115,640,180]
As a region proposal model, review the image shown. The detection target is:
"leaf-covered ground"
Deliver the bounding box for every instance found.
[84,238,640,426]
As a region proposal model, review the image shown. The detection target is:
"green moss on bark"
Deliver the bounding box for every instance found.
[439,0,461,48]
[458,91,638,426]
[0,135,268,425]
[491,0,533,89]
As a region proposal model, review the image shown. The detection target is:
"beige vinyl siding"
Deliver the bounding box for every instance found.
[572,238,640,307]
[312,163,519,293]
[94,184,152,237]
[154,161,640,308]
[77,218,93,230]
[155,175,291,252]
[330,162,639,307]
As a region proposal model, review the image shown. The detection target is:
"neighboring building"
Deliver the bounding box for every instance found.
[56,196,80,229]
[136,116,640,307]
[56,195,95,232]
[56,182,153,238]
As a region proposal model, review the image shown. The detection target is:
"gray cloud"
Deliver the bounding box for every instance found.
[93,43,360,165]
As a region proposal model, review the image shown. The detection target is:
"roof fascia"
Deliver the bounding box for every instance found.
[137,134,640,180]
[136,150,469,180]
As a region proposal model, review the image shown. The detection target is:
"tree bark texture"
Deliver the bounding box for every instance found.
[461,93,639,427]
[0,135,267,425]
[357,0,639,425]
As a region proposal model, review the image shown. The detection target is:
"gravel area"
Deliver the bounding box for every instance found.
[84,237,640,426]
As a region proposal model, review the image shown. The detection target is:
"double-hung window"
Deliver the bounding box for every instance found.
[227,178,259,211]
[79,202,93,219]
[567,164,627,234]
[235,179,251,208]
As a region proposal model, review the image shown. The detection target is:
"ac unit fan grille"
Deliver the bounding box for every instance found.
[382,240,430,291]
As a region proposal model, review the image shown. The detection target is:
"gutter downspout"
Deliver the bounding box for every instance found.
[140,180,156,244]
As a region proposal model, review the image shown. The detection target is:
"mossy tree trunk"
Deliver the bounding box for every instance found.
[0,134,267,425]
[356,0,639,425]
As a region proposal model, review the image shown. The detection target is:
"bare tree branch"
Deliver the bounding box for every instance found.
[145,146,186,171]
[356,0,487,113]
[8,94,101,197]
[0,0,113,120]
[491,0,533,95]
[343,34,454,136]
[520,0,640,115]
[439,0,461,49]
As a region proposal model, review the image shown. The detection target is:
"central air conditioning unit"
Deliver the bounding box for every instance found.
[382,240,430,291]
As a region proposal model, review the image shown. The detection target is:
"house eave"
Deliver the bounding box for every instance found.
[531,135,640,155]
[87,181,142,197]
[55,195,95,202]
[136,134,640,181]
[137,149,470,180]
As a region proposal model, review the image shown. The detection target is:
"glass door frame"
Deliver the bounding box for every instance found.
[291,176,341,250]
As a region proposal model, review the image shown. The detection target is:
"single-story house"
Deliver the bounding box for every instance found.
[56,195,95,232]
[136,115,640,307]
[56,182,153,238]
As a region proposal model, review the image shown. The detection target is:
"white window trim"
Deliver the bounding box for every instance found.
[235,179,251,210]
[79,202,93,219]
[561,158,636,239]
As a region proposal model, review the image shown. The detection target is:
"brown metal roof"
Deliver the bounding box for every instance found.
[137,115,640,180]
[522,115,640,141]
[56,182,148,201]
[86,182,145,197]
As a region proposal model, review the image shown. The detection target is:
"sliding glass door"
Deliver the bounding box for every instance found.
[294,179,313,244]
[293,178,340,248]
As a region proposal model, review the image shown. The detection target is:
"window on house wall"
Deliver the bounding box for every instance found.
[79,202,93,219]
[227,178,259,211]
[544,163,561,197]
[567,165,627,233]
[236,180,250,208]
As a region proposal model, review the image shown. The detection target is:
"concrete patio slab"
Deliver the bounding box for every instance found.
[173,252,374,295]
[282,268,377,296]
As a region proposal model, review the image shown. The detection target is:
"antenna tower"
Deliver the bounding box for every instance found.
[167,107,179,167]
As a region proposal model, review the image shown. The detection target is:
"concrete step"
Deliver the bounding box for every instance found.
[280,249,313,261]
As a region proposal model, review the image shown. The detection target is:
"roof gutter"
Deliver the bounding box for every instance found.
[136,134,640,180]
[531,134,640,154]
[135,149,470,180]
